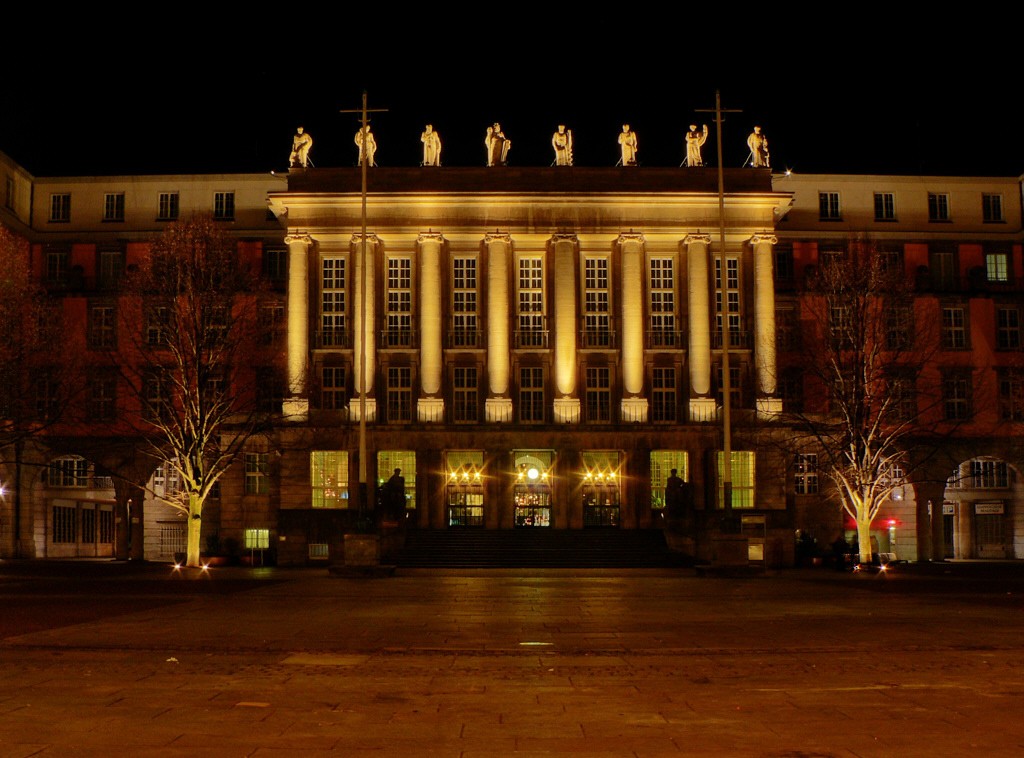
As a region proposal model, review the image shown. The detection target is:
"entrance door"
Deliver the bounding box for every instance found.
[448,490,483,527]
[514,486,550,527]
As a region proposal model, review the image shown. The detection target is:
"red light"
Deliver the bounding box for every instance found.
[887,519,897,527]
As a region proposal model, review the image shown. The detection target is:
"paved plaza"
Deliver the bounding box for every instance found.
[2,559,1023,757]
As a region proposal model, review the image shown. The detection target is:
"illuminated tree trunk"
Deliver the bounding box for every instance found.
[186,493,203,568]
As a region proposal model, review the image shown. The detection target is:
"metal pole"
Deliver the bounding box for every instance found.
[358,92,369,522]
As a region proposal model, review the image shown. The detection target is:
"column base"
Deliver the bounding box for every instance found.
[621,397,648,423]
[689,398,719,422]
[756,397,783,419]
[417,398,445,422]
[485,397,513,423]
[282,397,309,422]
[348,398,377,422]
[553,397,580,424]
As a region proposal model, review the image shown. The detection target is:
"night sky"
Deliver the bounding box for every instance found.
[2,16,1019,179]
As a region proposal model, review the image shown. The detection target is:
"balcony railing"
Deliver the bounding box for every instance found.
[380,329,417,348]
[579,330,617,349]
[712,329,752,349]
[446,330,484,349]
[646,329,684,349]
[515,329,549,349]
[316,329,351,349]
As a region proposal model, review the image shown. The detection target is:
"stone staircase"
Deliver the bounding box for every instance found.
[394,528,690,569]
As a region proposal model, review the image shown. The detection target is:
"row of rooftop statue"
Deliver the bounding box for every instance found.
[288,122,770,170]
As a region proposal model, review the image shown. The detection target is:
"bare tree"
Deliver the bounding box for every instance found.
[0,225,83,557]
[118,216,274,567]
[779,242,952,565]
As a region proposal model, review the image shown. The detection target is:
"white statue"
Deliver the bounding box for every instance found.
[552,124,573,166]
[421,125,442,166]
[485,122,510,166]
[289,126,313,168]
[747,125,769,168]
[355,125,377,167]
[684,124,708,167]
[618,124,638,166]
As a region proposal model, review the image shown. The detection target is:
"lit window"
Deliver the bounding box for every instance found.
[583,257,611,347]
[986,252,1009,283]
[650,450,688,509]
[451,257,478,347]
[310,451,349,507]
[244,528,270,549]
[648,257,676,347]
[517,257,546,348]
[717,451,755,508]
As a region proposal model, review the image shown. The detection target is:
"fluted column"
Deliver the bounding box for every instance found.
[418,232,444,422]
[350,233,377,422]
[752,233,782,418]
[685,233,715,421]
[283,233,311,421]
[484,233,513,422]
[618,233,647,422]
[552,234,580,423]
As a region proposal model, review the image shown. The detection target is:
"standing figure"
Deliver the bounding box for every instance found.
[355,125,377,167]
[665,468,685,516]
[289,126,313,168]
[684,123,708,167]
[485,122,511,166]
[421,124,442,166]
[384,467,406,519]
[747,125,770,168]
[618,124,638,166]
[551,124,573,166]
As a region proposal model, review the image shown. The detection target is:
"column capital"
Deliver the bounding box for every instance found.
[284,233,313,246]
[750,233,778,247]
[484,231,512,245]
[550,233,579,245]
[684,233,712,246]
[417,231,445,245]
[349,232,381,247]
[616,232,645,246]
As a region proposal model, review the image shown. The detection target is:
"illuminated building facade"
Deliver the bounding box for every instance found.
[1,145,1023,566]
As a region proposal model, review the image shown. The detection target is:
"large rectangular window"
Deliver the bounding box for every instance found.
[451,257,478,347]
[794,453,819,495]
[385,257,413,347]
[717,451,755,508]
[873,192,896,221]
[986,252,1009,283]
[941,306,968,349]
[321,365,347,410]
[982,194,1004,223]
[650,450,688,510]
[453,366,478,422]
[387,366,412,422]
[929,248,957,291]
[928,192,950,221]
[88,371,117,422]
[997,307,1021,350]
[103,192,125,222]
[158,191,179,221]
[49,193,70,222]
[818,191,841,220]
[942,370,972,420]
[585,366,611,422]
[97,249,124,289]
[519,366,544,422]
[651,367,677,422]
[320,257,346,347]
[310,451,349,508]
[649,257,676,347]
[245,453,269,495]
[714,256,743,347]
[87,303,116,350]
[998,370,1024,421]
[517,257,546,347]
[583,257,611,347]
[213,191,235,220]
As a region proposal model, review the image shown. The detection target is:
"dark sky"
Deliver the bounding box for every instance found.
[2,16,1019,179]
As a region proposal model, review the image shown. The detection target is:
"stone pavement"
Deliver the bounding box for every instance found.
[2,560,1024,757]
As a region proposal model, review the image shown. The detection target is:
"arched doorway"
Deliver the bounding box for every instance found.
[942,456,1023,559]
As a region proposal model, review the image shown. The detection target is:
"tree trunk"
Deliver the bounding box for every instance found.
[186,493,203,567]
[856,517,873,565]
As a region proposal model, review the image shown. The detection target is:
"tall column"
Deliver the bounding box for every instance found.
[552,234,580,423]
[752,233,781,418]
[685,233,715,421]
[484,233,513,422]
[618,233,647,422]
[283,233,312,420]
[418,232,444,422]
[350,233,377,422]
